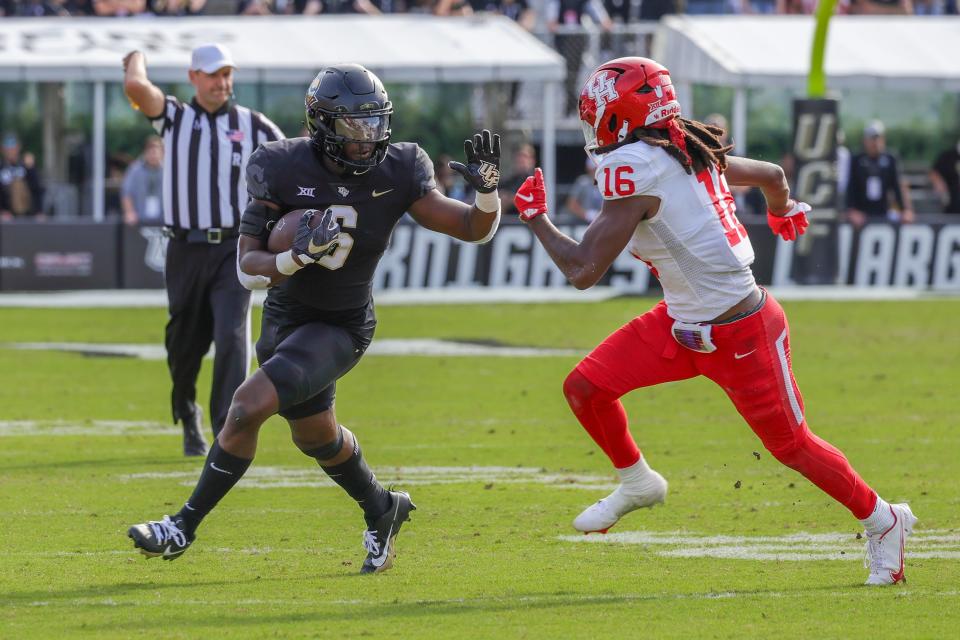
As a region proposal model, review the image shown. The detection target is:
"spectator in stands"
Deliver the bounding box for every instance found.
[547,0,613,115]
[0,133,45,222]
[500,142,537,216]
[470,0,534,27]
[565,156,603,222]
[929,138,960,214]
[778,0,816,12]
[12,0,71,15]
[603,0,630,22]
[237,0,273,13]
[435,153,473,203]
[149,0,207,15]
[845,119,914,228]
[639,0,679,20]
[93,0,149,15]
[273,0,322,11]
[121,135,164,226]
[320,0,382,12]
[64,0,96,14]
[836,128,851,205]
[847,0,913,13]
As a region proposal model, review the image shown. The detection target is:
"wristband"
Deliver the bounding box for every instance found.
[475,189,500,213]
[518,208,546,222]
[275,250,304,276]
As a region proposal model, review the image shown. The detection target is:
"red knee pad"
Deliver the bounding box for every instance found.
[563,368,616,410]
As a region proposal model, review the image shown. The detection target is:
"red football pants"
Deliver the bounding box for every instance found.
[570,293,877,519]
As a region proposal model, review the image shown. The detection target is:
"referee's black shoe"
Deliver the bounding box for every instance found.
[182,405,208,457]
[360,490,416,575]
[128,515,194,561]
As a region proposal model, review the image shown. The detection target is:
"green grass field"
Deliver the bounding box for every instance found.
[1,297,958,639]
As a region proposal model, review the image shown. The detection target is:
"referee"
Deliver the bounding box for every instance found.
[122,44,284,456]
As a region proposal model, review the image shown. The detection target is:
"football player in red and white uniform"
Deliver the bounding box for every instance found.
[514,57,915,586]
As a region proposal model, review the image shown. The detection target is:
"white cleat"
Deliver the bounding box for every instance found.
[864,503,917,586]
[573,471,667,534]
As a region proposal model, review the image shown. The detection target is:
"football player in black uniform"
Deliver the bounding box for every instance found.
[129,64,502,574]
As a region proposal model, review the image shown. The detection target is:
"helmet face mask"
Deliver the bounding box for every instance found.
[305,64,393,174]
[578,57,681,161]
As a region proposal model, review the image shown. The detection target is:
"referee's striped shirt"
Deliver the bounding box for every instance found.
[150,96,284,231]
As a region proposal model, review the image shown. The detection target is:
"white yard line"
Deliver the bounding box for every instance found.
[1,286,954,309]
[558,530,960,561]
[1,338,579,359]
[120,465,617,491]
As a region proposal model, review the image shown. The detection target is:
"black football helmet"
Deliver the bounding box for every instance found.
[305,64,392,174]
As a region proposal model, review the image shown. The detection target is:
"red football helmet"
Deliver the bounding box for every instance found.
[578,57,681,158]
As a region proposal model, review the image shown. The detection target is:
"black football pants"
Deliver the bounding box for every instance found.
[164,238,251,437]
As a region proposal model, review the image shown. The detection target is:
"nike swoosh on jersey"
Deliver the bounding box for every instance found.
[372,188,394,198]
[516,192,535,203]
[734,350,756,360]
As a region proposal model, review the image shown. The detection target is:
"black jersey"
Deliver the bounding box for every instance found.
[243,138,436,310]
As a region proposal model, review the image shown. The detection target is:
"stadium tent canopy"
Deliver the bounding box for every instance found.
[0,15,565,84]
[0,15,565,219]
[655,15,960,154]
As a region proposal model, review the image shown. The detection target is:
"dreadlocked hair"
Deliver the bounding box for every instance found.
[628,118,734,175]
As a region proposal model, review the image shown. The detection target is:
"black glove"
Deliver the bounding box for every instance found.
[292,209,340,264]
[448,129,501,194]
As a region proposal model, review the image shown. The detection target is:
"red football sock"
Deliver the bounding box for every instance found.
[563,369,641,469]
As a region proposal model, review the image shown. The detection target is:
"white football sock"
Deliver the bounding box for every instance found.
[617,456,659,496]
[860,496,895,535]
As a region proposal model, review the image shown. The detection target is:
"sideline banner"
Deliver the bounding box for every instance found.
[0,220,119,290]
[791,98,839,285]
[0,219,957,292]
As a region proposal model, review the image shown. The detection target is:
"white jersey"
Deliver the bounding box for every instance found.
[595,142,756,323]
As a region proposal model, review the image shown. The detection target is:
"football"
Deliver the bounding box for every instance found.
[267,209,321,253]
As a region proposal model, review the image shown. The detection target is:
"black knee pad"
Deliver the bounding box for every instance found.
[301,424,344,460]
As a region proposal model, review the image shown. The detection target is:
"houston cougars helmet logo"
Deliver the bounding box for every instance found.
[585,71,619,127]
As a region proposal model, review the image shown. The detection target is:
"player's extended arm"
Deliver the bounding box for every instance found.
[725,156,810,241]
[122,51,165,118]
[407,190,499,243]
[516,168,653,290]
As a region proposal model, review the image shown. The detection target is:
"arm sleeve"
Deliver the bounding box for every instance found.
[245,146,281,205]
[149,96,180,136]
[409,145,438,206]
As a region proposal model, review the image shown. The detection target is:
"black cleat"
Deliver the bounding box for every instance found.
[128,515,193,561]
[182,406,208,457]
[360,490,416,575]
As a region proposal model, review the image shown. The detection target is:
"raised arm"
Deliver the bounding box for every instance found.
[122,51,165,118]
[723,156,791,214]
[408,130,502,244]
[725,156,810,241]
[516,168,655,290]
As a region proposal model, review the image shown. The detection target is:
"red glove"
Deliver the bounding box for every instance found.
[514,167,548,222]
[767,200,811,241]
